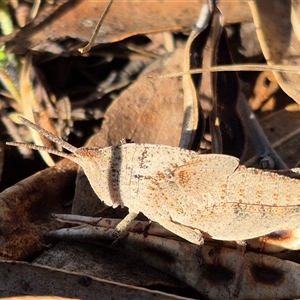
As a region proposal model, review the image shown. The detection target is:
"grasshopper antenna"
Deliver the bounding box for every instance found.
[6,116,78,160]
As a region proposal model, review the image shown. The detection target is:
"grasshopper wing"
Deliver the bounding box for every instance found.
[172,154,239,197]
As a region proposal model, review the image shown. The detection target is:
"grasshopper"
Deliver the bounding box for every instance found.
[7,117,300,245]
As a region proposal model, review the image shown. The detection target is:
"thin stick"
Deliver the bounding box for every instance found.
[78,0,114,54]
[156,64,300,79]
[238,96,288,169]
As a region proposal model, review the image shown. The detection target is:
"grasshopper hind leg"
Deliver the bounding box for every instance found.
[158,219,204,245]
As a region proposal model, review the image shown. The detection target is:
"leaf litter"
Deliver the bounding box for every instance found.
[1,1,300,299]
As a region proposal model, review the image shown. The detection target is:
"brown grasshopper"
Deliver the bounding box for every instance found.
[7,117,300,245]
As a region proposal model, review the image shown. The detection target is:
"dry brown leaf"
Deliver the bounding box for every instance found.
[181,5,245,156]
[90,48,185,146]
[249,0,300,104]
[292,0,300,41]
[214,32,245,158]
[5,1,252,54]
[33,241,187,292]
[0,160,77,260]
[180,1,213,150]
[0,260,192,299]
[50,217,300,299]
